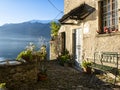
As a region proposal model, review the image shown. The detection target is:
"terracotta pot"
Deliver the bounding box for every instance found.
[83,67,91,74]
[37,73,47,81]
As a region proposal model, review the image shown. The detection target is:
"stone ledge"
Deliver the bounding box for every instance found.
[96,32,120,37]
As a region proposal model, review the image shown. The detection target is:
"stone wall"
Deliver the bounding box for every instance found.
[64,0,85,14]
[62,0,120,62]
[95,33,120,52]
[0,63,37,88]
[49,40,57,60]
[49,36,62,60]
[63,0,97,60]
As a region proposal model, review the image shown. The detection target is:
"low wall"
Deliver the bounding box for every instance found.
[0,62,38,88]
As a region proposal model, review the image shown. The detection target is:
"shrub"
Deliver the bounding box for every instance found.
[16,43,47,62]
[58,49,71,66]
[81,60,92,68]
[0,83,6,88]
[16,50,33,62]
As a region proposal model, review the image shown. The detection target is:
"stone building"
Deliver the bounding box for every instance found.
[58,0,120,68]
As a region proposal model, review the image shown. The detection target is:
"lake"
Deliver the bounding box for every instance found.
[0,36,49,61]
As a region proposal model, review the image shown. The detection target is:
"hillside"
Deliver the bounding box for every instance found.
[0,20,51,39]
[0,20,52,59]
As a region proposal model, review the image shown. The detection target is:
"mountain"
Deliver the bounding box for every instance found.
[0,20,52,39]
[29,20,52,24]
[29,19,58,24]
[0,20,55,59]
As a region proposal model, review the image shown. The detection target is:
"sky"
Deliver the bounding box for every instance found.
[0,0,64,26]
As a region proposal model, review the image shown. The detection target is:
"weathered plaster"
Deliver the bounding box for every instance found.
[60,0,120,62]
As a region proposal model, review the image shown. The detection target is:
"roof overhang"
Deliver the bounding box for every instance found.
[59,3,95,25]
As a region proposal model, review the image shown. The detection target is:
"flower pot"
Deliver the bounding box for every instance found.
[37,73,47,81]
[83,67,91,74]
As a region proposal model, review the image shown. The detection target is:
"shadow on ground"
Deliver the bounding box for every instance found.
[0,60,120,90]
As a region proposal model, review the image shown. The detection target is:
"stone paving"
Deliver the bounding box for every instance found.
[0,60,120,90]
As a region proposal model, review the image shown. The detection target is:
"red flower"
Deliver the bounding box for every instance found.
[104,26,108,33]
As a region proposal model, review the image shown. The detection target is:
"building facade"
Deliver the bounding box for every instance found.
[59,0,120,67]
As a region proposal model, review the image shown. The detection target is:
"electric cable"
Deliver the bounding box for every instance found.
[47,0,63,13]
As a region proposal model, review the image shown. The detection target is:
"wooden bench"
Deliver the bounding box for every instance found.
[90,52,119,85]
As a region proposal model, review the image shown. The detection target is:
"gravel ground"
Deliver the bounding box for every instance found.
[0,60,120,90]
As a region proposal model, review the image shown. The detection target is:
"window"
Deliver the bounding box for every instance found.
[98,0,118,33]
[60,32,66,54]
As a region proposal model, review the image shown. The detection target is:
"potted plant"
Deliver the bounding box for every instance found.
[58,49,71,66]
[37,65,47,81]
[58,54,70,66]
[81,60,92,74]
[104,26,109,33]
[67,55,74,67]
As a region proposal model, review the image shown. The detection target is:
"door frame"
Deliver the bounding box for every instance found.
[73,28,83,68]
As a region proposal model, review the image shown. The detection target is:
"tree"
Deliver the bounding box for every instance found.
[50,21,61,59]
[50,21,61,37]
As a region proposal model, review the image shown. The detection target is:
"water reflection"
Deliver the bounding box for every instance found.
[0,36,49,60]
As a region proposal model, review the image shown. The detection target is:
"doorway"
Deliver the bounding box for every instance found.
[74,28,83,68]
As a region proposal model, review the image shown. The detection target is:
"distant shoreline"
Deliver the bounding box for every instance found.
[0,57,15,61]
